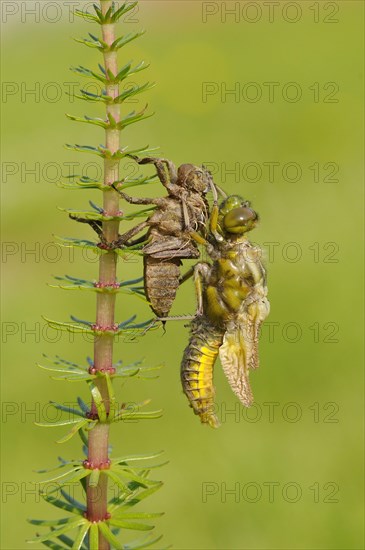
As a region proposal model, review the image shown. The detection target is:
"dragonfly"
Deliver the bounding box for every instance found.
[70,156,222,319]
[180,195,270,428]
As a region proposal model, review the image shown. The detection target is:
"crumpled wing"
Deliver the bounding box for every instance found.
[244,296,270,370]
[219,296,270,407]
[144,236,199,259]
[219,327,253,407]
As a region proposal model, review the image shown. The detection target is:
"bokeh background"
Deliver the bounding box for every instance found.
[1,1,364,549]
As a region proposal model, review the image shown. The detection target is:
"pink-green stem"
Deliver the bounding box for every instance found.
[86,2,121,548]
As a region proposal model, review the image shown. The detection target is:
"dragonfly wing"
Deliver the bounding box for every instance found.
[144,236,199,259]
[220,294,270,406]
[219,326,254,407]
[244,296,270,370]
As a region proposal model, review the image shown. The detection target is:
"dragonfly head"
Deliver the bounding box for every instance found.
[178,164,212,194]
[219,195,258,235]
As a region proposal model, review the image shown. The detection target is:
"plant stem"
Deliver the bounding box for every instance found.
[86,2,121,548]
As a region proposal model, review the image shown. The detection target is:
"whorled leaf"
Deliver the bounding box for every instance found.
[38,466,89,488]
[64,143,153,161]
[42,317,94,336]
[121,533,164,550]
[57,173,157,191]
[60,488,86,513]
[110,30,145,51]
[49,401,85,419]
[72,522,90,550]
[70,59,148,86]
[54,235,103,253]
[40,492,85,516]
[28,518,87,545]
[97,523,122,550]
[115,409,163,422]
[59,205,154,221]
[88,523,98,550]
[108,518,153,531]
[114,82,155,104]
[88,382,107,422]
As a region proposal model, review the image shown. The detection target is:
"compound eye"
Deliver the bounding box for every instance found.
[223,206,257,234]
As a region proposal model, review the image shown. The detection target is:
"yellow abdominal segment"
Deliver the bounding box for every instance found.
[181,320,224,428]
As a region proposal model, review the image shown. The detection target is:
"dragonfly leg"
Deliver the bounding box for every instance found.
[111,185,157,205]
[114,221,149,246]
[209,199,223,243]
[193,263,211,316]
[122,233,149,248]
[162,159,178,184]
[127,155,174,189]
[69,216,110,246]
[70,214,148,249]
[188,230,215,258]
[148,157,178,186]
[181,193,191,230]
[214,182,227,198]
[179,266,195,286]
[138,313,197,336]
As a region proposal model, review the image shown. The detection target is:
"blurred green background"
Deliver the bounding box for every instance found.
[1,1,364,549]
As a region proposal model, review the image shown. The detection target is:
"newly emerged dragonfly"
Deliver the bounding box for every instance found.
[180,195,270,428]
[70,156,220,318]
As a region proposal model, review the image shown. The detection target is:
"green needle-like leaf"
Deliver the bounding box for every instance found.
[88,382,107,422]
[105,373,117,421]
[115,409,163,422]
[78,428,89,449]
[28,518,85,544]
[41,540,70,550]
[72,522,90,550]
[57,419,93,444]
[38,465,82,484]
[66,113,108,128]
[28,518,72,527]
[50,402,85,419]
[111,31,145,51]
[74,9,99,23]
[88,468,101,488]
[111,1,138,23]
[108,518,153,531]
[122,534,164,550]
[40,493,84,515]
[114,82,155,104]
[88,523,99,550]
[104,469,133,495]
[36,458,82,474]
[40,467,89,489]
[70,65,105,83]
[35,418,84,428]
[60,489,86,512]
[116,61,132,81]
[112,466,160,487]
[98,522,123,550]
[112,452,164,465]
[42,317,95,336]
[58,532,84,550]
[113,512,163,520]
[124,483,163,509]
[38,364,83,375]
[77,397,90,415]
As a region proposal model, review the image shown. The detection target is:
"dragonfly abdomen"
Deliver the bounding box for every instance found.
[181,319,225,428]
[144,257,181,318]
